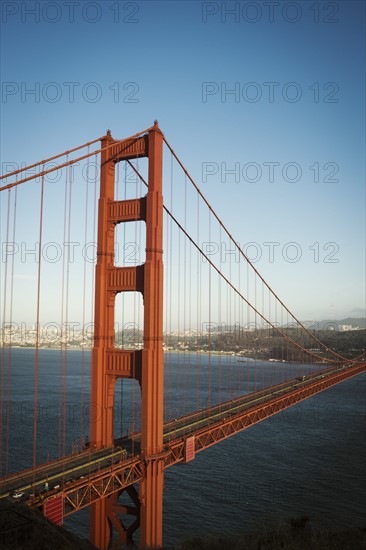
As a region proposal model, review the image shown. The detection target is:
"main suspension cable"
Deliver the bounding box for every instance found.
[162,137,353,363]
[0,126,154,192]
[126,159,352,365]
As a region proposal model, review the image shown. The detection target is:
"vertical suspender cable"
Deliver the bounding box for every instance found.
[91,153,98,346]
[207,211,211,408]
[164,199,170,420]
[262,282,265,391]
[196,193,200,412]
[59,157,68,458]
[87,150,98,447]
[63,165,73,456]
[33,170,45,478]
[188,194,192,414]
[247,261,250,394]
[169,153,173,417]
[237,240,241,394]
[0,189,12,477]
[254,275,257,392]
[6,186,17,475]
[119,161,127,438]
[183,173,187,416]
[218,224,222,409]
[81,147,90,449]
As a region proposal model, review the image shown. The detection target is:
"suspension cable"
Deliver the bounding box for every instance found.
[126,159,353,365]
[162,137,354,363]
[33,169,45,479]
[6,186,17,475]
[0,125,154,191]
[0,137,103,181]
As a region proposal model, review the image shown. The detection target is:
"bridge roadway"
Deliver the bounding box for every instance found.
[0,361,365,514]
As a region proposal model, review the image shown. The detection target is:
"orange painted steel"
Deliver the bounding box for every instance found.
[0,136,102,182]
[90,123,164,549]
[2,127,366,550]
[17,362,364,523]
[164,361,366,466]
[62,458,145,516]
[163,137,350,363]
[0,125,154,191]
[139,126,165,550]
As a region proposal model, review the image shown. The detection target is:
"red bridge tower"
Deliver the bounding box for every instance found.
[90,122,164,549]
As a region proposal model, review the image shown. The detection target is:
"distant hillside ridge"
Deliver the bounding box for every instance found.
[304,318,365,330]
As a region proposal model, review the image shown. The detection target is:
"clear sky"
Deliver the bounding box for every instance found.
[0,0,365,327]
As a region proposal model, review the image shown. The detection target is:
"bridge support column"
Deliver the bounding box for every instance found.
[139,126,164,549]
[90,499,110,550]
[90,122,165,549]
[140,458,164,548]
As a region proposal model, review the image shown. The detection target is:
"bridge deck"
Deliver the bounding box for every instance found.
[0,362,364,515]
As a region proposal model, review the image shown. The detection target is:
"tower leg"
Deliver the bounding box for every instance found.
[140,460,164,549]
[90,123,165,549]
[139,125,165,549]
[90,498,110,550]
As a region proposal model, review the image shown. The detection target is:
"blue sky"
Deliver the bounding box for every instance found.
[0,0,365,326]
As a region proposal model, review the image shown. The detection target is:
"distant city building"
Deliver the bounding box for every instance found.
[338,324,358,331]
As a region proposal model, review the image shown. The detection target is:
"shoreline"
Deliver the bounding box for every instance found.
[0,346,326,364]
[1,345,248,355]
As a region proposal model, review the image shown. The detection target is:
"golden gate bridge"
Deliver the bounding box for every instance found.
[0,122,365,549]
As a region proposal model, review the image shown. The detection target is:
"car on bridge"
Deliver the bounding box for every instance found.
[11,492,25,500]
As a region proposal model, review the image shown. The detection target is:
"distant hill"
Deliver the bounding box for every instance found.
[201,318,366,332]
[304,318,366,330]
